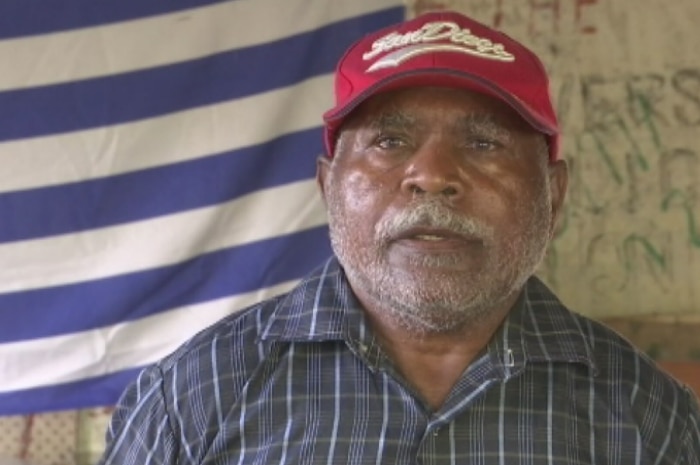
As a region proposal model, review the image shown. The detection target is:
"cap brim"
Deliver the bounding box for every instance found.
[323,69,560,159]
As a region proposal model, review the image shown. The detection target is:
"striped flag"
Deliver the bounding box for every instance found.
[0,0,405,415]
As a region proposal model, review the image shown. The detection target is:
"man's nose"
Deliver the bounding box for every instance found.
[399,142,465,198]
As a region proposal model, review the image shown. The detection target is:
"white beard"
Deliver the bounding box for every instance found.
[326,179,552,334]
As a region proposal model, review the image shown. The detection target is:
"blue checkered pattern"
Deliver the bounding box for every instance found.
[99,257,700,464]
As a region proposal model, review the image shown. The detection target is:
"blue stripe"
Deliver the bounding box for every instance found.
[0,127,321,243]
[0,226,331,343]
[0,8,404,142]
[0,0,228,39]
[0,368,142,416]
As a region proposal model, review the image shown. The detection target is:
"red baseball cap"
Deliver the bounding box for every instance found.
[323,11,560,160]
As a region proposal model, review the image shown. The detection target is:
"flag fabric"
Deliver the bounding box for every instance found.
[0,0,406,416]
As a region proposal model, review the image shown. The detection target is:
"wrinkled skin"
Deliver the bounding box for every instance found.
[318,87,568,335]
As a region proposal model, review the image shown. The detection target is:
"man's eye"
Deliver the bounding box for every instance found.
[467,138,499,151]
[375,135,406,150]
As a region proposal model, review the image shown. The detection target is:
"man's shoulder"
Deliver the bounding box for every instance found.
[526,276,692,404]
[151,257,346,386]
[575,312,700,459]
[156,291,286,379]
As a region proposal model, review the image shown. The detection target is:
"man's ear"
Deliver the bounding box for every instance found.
[547,159,568,237]
[316,156,332,205]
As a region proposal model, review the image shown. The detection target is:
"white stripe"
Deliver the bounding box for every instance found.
[326,351,341,465]
[145,416,172,463]
[211,335,224,428]
[0,75,332,193]
[0,179,326,293]
[633,355,642,464]
[102,381,162,464]
[255,310,265,361]
[236,380,249,465]
[653,388,678,465]
[0,0,403,91]
[0,279,297,392]
[547,365,554,465]
[499,382,506,465]
[376,377,389,465]
[279,344,296,465]
[588,372,596,465]
[309,259,333,335]
[171,360,196,461]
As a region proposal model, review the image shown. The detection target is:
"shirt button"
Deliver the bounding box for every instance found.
[433,429,440,437]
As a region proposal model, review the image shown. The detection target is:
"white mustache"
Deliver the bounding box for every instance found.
[375,200,494,241]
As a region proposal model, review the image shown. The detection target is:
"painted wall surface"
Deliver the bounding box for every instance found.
[411,0,700,317]
[1,1,699,464]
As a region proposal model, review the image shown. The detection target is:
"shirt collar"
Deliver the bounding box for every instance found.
[261,257,597,375]
[490,276,598,377]
[261,257,366,342]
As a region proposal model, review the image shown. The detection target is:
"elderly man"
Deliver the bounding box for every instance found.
[99,10,700,465]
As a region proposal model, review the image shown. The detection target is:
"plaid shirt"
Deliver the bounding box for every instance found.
[99,257,700,465]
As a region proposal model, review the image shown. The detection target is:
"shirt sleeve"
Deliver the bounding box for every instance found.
[97,365,179,465]
[682,386,700,465]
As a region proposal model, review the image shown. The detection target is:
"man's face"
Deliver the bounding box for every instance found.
[318,86,567,334]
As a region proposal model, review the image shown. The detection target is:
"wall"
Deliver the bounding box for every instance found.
[2,0,699,463]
